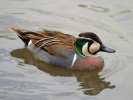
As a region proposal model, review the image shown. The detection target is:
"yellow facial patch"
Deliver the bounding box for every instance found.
[82,42,93,56]
[89,42,100,54]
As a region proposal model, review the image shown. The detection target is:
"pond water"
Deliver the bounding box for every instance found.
[0,0,133,100]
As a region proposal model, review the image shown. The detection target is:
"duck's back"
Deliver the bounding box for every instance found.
[9,27,78,68]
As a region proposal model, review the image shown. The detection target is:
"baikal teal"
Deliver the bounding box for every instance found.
[9,27,115,71]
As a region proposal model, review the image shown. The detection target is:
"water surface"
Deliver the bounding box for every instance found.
[0,0,133,100]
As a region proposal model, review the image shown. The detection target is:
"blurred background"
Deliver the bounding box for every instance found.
[0,0,133,100]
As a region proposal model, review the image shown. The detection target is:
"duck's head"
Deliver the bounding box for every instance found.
[74,32,115,57]
[71,32,115,70]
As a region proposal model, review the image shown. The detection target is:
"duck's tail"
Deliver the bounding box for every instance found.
[9,26,31,46]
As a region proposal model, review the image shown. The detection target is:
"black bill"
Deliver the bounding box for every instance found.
[100,44,115,53]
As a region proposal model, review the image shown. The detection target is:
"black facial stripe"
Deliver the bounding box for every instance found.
[87,40,94,54]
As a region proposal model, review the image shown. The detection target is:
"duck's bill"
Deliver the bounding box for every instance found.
[100,44,115,53]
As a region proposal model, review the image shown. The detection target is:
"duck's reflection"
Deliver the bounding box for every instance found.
[10,47,115,95]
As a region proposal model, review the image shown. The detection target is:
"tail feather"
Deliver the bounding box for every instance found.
[9,26,24,37]
[9,26,30,46]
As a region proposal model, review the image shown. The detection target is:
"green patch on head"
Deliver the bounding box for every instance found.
[74,37,100,56]
[74,38,91,56]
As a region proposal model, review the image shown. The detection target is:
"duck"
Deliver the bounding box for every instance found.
[9,27,115,71]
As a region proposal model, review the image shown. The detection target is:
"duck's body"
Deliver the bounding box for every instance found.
[9,27,115,70]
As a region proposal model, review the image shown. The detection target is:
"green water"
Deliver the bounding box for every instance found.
[0,0,133,100]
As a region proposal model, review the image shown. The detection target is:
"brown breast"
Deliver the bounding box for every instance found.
[70,57,104,71]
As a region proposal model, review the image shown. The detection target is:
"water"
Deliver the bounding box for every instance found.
[0,0,133,100]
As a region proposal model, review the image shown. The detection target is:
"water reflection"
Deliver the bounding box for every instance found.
[78,4,110,12]
[10,47,115,95]
[78,4,88,8]
[0,35,15,40]
[89,5,110,13]
[109,9,132,18]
